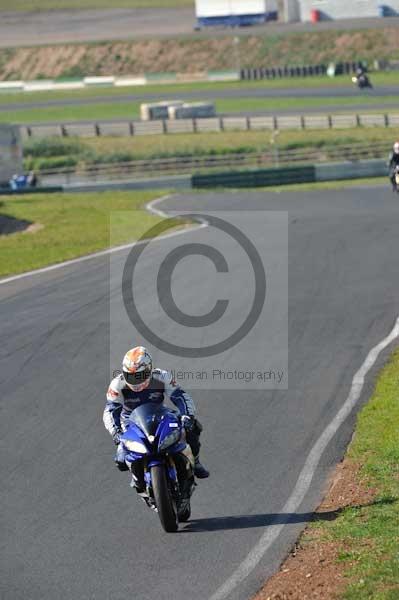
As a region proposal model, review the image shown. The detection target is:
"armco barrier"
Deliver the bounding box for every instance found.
[192,166,316,188]
[0,186,62,195]
[37,159,386,192]
[21,112,399,139]
[64,174,192,192]
[315,159,386,181]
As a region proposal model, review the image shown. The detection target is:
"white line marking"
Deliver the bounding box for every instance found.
[0,194,208,286]
[209,316,399,600]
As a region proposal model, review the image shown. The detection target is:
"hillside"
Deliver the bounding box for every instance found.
[1,27,399,80]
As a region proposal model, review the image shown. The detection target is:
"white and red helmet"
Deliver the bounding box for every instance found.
[122,346,152,391]
[394,142,399,154]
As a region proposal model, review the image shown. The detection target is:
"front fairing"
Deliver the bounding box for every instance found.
[123,402,185,462]
[120,423,150,460]
[129,402,175,438]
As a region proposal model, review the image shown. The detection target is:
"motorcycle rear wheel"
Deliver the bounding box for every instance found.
[151,464,178,532]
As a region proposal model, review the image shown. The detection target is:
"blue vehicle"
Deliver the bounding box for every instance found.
[121,402,196,532]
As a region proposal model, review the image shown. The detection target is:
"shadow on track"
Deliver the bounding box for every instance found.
[181,497,396,532]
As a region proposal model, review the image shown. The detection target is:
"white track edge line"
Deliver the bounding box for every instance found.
[0,194,208,286]
[209,315,399,600]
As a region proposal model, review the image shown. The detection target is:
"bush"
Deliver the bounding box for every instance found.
[58,65,86,79]
[33,156,78,171]
[24,137,84,158]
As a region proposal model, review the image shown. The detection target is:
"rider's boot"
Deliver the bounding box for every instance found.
[194,455,210,479]
[130,476,157,510]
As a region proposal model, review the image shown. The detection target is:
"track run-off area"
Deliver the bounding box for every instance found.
[1,186,399,600]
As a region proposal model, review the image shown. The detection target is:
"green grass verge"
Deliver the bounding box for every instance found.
[1,74,398,109]
[309,348,399,599]
[0,0,193,10]
[0,190,175,277]
[3,95,397,125]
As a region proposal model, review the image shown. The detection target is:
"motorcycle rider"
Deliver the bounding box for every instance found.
[353,63,372,89]
[388,142,399,191]
[103,346,209,480]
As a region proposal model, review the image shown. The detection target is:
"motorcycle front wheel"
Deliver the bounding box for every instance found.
[151,464,178,532]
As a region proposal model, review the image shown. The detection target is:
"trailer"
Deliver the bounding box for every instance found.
[195,0,278,28]
[0,124,22,186]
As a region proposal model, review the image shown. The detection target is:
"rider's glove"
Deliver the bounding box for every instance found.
[181,415,195,431]
[112,431,122,445]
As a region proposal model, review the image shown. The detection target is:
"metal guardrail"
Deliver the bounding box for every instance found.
[21,113,399,140]
[39,140,389,186]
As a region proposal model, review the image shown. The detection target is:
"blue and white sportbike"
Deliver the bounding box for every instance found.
[121,402,196,532]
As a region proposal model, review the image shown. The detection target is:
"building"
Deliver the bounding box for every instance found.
[284,0,399,21]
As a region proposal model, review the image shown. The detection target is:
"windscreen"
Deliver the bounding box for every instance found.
[129,403,175,437]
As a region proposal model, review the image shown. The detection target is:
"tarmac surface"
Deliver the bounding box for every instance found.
[1,187,399,600]
[3,85,398,115]
[1,9,399,47]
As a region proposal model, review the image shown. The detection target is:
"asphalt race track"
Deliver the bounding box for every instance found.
[3,85,398,115]
[1,10,399,47]
[1,187,399,600]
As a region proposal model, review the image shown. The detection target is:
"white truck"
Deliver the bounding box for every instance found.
[195,0,278,28]
[0,124,22,187]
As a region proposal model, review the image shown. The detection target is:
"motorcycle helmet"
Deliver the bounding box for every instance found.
[393,142,399,154]
[123,346,153,391]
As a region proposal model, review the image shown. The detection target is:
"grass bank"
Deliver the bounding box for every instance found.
[1,28,398,79]
[23,128,393,172]
[316,348,399,598]
[0,190,174,277]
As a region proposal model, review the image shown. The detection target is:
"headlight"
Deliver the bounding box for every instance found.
[123,440,148,454]
[158,429,180,451]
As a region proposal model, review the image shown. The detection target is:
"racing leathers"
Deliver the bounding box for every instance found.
[103,368,207,477]
[388,151,399,189]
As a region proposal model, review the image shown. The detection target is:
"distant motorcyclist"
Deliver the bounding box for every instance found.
[352,64,372,89]
[103,346,209,480]
[388,142,399,191]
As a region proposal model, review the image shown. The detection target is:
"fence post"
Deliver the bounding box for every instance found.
[129,122,135,136]
[384,114,389,128]
[246,116,251,130]
[193,118,197,133]
[162,119,167,134]
[328,115,332,129]
[356,114,361,127]
[95,123,101,136]
[219,117,224,132]
[300,115,305,129]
